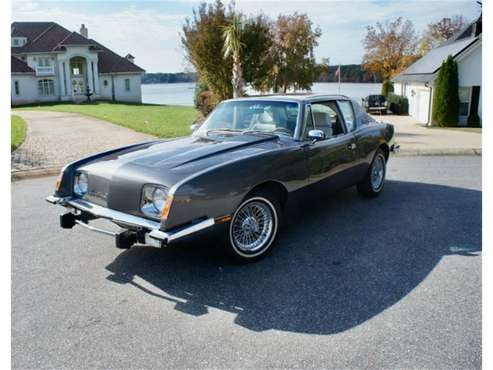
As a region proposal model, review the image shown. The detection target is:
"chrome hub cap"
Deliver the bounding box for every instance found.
[371,155,385,191]
[232,200,274,253]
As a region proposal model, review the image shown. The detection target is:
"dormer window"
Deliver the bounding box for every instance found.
[11,37,27,47]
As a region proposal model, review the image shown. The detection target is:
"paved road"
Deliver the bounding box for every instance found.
[12,111,153,172]
[12,156,481,369]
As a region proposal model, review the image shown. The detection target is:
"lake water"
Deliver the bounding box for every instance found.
[142,82,382,106]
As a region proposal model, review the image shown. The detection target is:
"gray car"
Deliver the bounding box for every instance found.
[47,94,398,263]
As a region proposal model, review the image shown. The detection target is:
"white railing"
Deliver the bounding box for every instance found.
[35,65,55,76]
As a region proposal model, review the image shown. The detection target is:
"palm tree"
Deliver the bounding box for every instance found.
[223,14,244,98]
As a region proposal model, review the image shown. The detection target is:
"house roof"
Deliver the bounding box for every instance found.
[393,15,482,84]
[11,55,34,73]
[11,21,144,74]
[393,36,479,83]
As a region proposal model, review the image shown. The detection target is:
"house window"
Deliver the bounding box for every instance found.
[103,80,108,87]
[459,87,471,116]
[125,78,131,91]
[38,79,55,96]
[72,61,83,76]
[38,57,50,67]
[14,81,20,95]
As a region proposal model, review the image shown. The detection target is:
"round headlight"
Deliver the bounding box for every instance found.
[74,172,88,196]
[152,188,166,212]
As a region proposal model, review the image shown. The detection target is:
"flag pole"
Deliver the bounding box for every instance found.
[338,64,341,94]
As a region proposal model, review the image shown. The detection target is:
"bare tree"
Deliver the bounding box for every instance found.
[418,16,465,55]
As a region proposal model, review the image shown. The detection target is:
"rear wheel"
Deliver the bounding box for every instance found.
[357,149,386,197]
[226,192,280,263]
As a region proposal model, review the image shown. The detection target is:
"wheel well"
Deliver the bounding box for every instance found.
[379,143,390,162]
[245,181,289,208]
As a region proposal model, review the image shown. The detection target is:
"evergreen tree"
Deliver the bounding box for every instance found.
[432,56,459,126]
[381,80,394,97]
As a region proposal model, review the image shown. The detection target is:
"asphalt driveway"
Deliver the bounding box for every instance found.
[12,156,481,369]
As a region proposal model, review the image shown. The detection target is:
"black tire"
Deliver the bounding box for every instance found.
[357,149,387,198]
[224,191,282,264]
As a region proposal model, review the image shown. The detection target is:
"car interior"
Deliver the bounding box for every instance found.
[308,102,345,139]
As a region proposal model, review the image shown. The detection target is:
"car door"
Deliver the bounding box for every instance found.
[302,101,358,189]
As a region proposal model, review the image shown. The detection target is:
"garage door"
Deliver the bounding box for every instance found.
[416,89,431,124]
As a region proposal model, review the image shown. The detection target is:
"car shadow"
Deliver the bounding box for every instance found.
[105,180,481,334]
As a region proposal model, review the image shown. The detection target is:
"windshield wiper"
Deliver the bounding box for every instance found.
[241,130,279,137]
[206,128,242,136]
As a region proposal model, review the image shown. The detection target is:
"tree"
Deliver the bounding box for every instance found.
[432,55,459,126]
[268,13,322,93]
[362,17,418,81]
[241,14,275,93]
[418,16,465,55]
[182,1,234,102]
[223,13,245,98]
[381,80,394,97]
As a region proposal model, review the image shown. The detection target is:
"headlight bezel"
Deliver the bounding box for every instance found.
[73,172,88,197]
[141,184,169,219]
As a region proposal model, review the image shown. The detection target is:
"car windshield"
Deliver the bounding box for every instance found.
[195,100,299,138]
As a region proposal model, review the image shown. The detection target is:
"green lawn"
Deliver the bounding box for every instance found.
[11,115,27,151]
[16,102,199,138]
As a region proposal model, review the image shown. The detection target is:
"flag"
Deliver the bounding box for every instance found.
[334,65,341,82]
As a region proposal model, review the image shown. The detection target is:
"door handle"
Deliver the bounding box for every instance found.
[347,143,357,151]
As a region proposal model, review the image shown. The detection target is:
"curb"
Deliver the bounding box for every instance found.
[11,166,61,181]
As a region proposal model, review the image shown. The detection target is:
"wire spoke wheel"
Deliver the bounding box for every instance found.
[370,155,385,191]
[230,197,277,256]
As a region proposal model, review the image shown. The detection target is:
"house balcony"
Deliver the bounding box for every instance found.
[35,65,55,76]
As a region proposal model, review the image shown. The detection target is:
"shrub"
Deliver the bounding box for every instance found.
[381,80,394,97]
[387,93,409,115]
[467,112,481,127]
[194,81,216,116]
[432,55,459,126]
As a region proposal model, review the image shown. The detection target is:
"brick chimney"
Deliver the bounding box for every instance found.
[125,54,135,64]
[79,24,88,38]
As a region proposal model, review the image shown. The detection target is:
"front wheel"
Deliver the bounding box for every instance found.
[226,193,280,263]
[357,149,387,197]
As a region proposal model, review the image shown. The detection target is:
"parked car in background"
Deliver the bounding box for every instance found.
[47,94,398,263]
[362,94,389,114]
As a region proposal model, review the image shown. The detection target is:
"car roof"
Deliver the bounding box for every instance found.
[224,93,352,104]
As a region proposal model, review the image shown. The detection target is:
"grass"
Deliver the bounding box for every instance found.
[15,102,199,138]
[11,115,27,151]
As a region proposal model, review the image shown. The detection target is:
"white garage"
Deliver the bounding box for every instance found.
[393,15,482,126]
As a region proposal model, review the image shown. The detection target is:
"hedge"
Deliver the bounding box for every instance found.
[387,93,409,115]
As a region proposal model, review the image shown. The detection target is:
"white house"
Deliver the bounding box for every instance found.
[11,22,145,105]
[393,15,482,126]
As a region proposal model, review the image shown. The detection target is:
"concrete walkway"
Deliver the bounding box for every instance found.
[373,114,482,156]
[12,111,154,177]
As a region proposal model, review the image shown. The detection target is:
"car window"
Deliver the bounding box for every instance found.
[310,101,345,139]
[338,100,355,131]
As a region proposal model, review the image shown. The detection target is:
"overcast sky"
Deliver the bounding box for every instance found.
[12,0,481,73]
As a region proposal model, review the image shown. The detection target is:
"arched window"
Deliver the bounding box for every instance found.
[38,79,55,96]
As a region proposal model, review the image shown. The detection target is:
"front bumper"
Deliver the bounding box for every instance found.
[46,195,215,248]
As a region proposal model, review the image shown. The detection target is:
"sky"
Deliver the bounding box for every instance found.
[12,0,481,73]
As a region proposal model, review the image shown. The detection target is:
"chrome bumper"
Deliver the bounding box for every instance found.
[46,195,215,247]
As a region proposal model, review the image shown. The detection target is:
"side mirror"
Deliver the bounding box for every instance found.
[190,122,201,132]
[308,129,325,142]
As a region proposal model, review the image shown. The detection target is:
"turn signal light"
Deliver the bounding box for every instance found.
[161,195,174,220]
[55,172,63,191]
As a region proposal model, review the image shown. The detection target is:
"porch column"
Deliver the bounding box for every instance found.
[65,60,72,98]
[92,60,100,95]
[86,59,94,94]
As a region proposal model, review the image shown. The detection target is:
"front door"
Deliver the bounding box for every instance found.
[302,101,358,189]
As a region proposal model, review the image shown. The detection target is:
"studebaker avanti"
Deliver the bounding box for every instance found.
[47,94,398,263]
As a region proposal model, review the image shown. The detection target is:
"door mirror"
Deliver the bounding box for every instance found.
[308,129,325,142]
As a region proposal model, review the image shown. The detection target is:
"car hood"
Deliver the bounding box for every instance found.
[79,133,284,189]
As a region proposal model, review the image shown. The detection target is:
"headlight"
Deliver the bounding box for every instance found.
[73,172,88,196]
[141,185,168,219]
